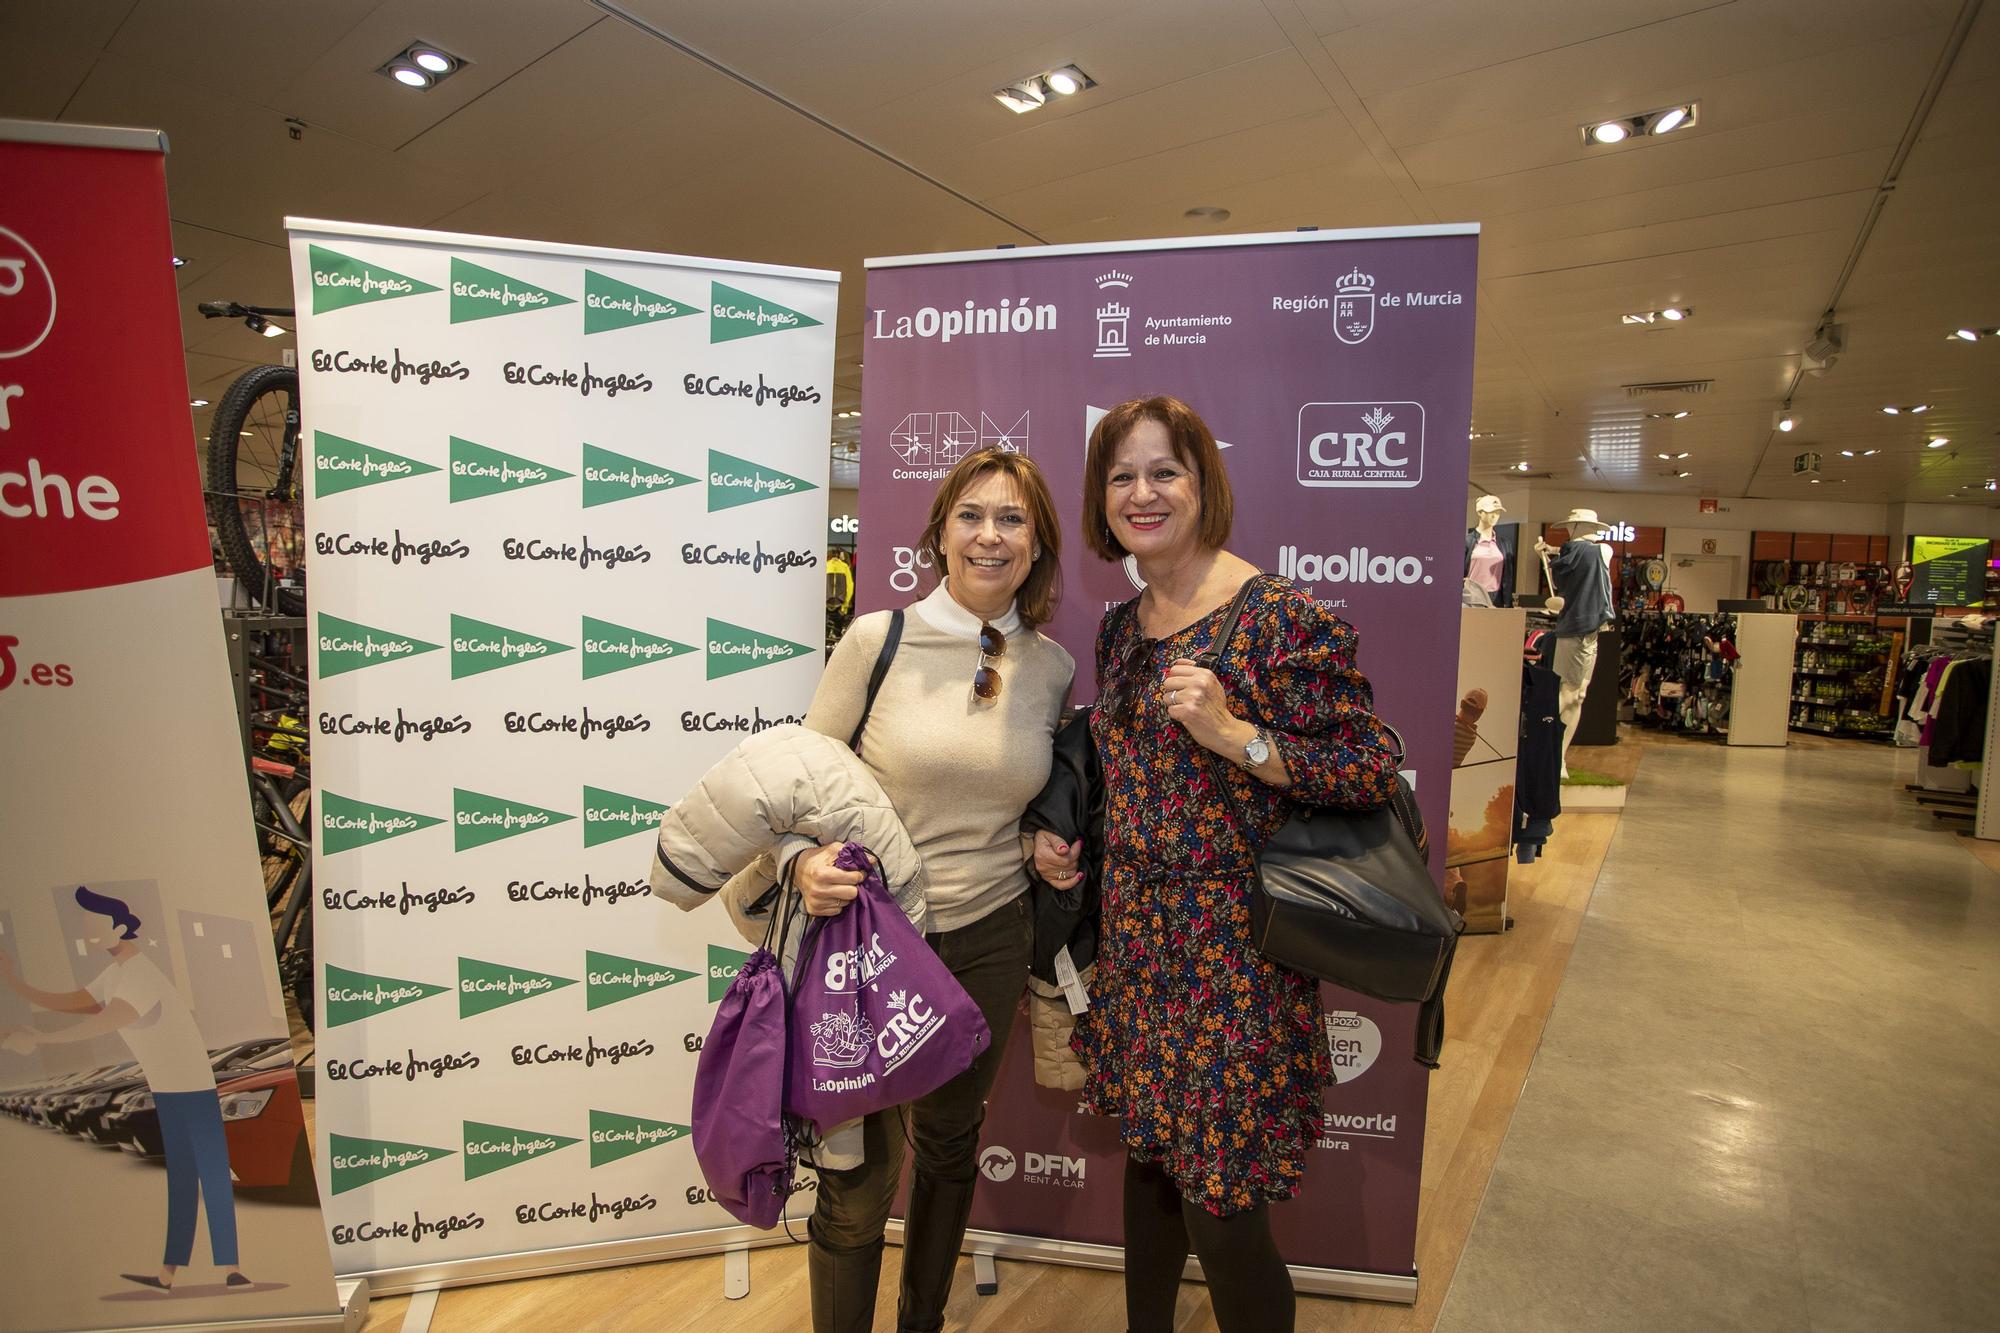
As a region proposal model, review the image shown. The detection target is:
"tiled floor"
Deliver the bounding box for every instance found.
[1436,737,2000,1332]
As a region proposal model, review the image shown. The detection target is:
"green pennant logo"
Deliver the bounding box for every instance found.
[584,269,699,334]
[706,618,814,680]
[309,244,440,314]
[708,944,753,1002]
[449,435,574,503]
[709,280,821,342]
[317,612,441,678]
[454,788,575,852]
[589,1109,690,1167]
[314,431,439,499]
[458,956,579,1017]
[450,257,575,323]
[582,786,668,849]
[707,449,817,512]
[581,616,697,679]
[324,963,449,1029]
[462,1120,581,1180]
[450,613,573,680]
[329,1133,455,1195]
[581,443,697,508]
[585,950,698,1011]
[322,791,445,855]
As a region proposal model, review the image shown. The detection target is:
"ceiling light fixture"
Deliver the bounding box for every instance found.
[380,40,468,92]
[1675,451,1690,459]
[1675,470,1691,479]
[1660,307,1687,321]
[1514,461,1531,473]
[1882,404,1931,414]
[1809,478,1821,484]
[1840,450,1855,458]
[994,64,1094,115]
[1583,102,1698,148]
[1183,205,1231,224]
[1929,437,1950,448]
[1775,410,1796,432]
[190,398,209,408]
[1624,307,1693,325]
[171,256,187,268]
[1862,449,1879,457]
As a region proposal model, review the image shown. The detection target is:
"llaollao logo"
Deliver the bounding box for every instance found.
[978,1146,1017,1182]
[308,244,439,314]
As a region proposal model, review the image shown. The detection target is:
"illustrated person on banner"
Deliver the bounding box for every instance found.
[0,887,255,1295]
[1035,396,1399,1333]
[782,448,1073,1333]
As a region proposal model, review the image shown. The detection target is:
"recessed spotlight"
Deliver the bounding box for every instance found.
[1674,470,1692,478]
[1676,451,1690,459]
[1591,121,1630,144]
[1840,450,1855,457]
[1660,307,1687,321]
[994,81,1045,113]
[380,40,467,92]
[1514,461,1531,472]
[171,256,187,269]
[1861,449,1879,457]
[1651,107,1689,134]
[1046,65,1090,96]
[190,398,209,408]
[1622,311,1655,325]
[1657,452,1672,460]
[1929,437,1950,448]
[1882,404,1931,415]
[1583,102,1697,148]
[994,64,1093,115]
[1673,410,1690,419]
[1776,412,1796,432]
[1988,479,1999,492]
[1955,328,1981,341]
[1624,307,1692,325]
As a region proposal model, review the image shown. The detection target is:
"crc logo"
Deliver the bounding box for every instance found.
[1333,267,1376,345]
[1297,401,1425,489]
[978,1146,1016,1182]
[0,225,57,359]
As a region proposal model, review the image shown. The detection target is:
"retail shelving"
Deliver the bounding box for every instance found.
[1789,620,1902,739]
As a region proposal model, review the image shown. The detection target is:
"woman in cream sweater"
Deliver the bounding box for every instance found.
[787,447,1074,1333]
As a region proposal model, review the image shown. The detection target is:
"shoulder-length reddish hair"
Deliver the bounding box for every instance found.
[1080,396,1234,560]
[916,447,1063,627]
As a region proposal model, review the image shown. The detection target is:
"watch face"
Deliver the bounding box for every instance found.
[1246,735,1271,765]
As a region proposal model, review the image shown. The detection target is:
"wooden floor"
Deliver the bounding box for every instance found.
[314,780,1624,1332]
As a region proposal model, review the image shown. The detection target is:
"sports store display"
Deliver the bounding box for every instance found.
[289,218,838,1283]
[860,225,1478,1300]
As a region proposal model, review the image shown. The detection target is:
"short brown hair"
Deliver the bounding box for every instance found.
[916,448,1063,628]
[1081,396,1234,560]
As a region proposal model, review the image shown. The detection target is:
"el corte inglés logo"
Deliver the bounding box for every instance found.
[454,788,575,851]
[586,949,697,1010]
[589,1109,690,1167]
[313,431,439,499]
[582,443,696,508]
[584,269,699,334]
[708,944,752,1002]
[462,1119,580,1179]
[707,449,816,512]
[324,962,449,1028]
[709,280,820,343]
[449,257,575,323]
[329,1132,455,1194]
[308,244,439,314]
[322,791,445,855]
[458,956,578,1017]
[582,786,669,848]
[318,612,442,678]
[706,618,813,680]
[581,616,696,679]
[450,435,574,503]
[450,613,573,679]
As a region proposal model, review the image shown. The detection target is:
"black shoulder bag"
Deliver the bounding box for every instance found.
[1196,576,1462,1068]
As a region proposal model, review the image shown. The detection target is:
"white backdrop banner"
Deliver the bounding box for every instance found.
[288,218,837,1279]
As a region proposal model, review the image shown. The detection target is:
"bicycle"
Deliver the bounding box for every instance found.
[198,302,304,615]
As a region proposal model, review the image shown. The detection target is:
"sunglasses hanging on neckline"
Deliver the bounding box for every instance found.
[972,621,1007,702]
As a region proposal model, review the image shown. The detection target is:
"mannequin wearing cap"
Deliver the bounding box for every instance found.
[1534,509,1617,774]
[1464,495,1516,606]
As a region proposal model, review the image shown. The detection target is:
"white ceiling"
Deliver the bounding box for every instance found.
[5,0,1995,503]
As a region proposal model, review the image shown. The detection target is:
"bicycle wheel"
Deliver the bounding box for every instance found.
[206,363,306,614]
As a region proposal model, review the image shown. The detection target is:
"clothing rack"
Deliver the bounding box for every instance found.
[1899,616,1994,825]
[1617,609,1739,739]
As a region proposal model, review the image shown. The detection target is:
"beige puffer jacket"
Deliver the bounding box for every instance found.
[650,723,927,938]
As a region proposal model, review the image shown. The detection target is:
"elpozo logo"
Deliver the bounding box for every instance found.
[308,244,438,314]
[1324,1009,1384,1082]
[1297,401,1425,488]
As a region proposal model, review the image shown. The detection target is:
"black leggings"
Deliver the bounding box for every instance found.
[1122,1154,1294,1333]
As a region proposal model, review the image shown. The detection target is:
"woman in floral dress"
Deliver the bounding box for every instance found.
[1033,396,1398,1333]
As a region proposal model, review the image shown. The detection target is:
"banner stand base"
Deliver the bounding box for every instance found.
[339,1277,371,1332]
[886,1223,1419,1305]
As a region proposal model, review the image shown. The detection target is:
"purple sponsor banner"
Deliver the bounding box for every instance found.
[859,228,1476,1283]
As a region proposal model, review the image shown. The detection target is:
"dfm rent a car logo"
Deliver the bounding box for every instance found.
[1298,401,1425,488]
[980,1143,1086,1188]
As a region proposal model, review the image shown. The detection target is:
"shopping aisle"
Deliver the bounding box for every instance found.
[1436,740,2000,1333]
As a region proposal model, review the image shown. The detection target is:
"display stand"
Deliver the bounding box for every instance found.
[1728,613,1798,746]
[1574,628,1622,746]
[1448,607,1526,934]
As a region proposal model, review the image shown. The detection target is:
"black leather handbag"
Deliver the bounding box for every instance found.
[1198,576,1463,1067]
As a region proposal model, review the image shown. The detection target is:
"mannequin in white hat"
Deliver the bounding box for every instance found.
[1534,510,1617,774]
[1464,495,1516,606]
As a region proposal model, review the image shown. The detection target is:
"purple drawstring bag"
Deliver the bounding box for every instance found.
[691,946,794,1228]
[786,842,991,1126]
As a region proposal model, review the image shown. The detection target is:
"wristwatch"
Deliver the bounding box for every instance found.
[1241,728,1272,769]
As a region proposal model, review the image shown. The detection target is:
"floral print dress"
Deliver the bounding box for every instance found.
[1073,575,1399,1216]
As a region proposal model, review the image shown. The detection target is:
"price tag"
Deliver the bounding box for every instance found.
[1054,945,1090,1015]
